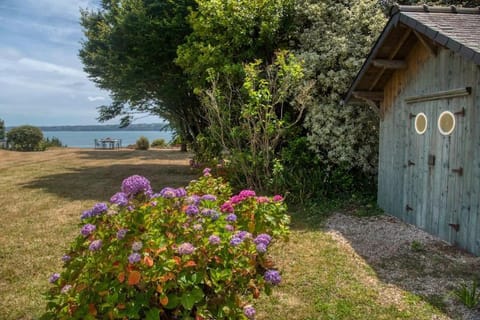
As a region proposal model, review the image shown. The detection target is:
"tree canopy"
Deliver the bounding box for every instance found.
[79,0,202,143]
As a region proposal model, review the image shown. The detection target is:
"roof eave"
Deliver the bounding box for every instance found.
[342,13,400,105]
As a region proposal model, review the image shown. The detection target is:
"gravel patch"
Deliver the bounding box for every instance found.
[325,213,480,320]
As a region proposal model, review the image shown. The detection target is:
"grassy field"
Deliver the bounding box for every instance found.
[0,148,464,319]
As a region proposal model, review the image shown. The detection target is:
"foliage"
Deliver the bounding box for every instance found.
[135,136,150,150]
[273,136,374,203]
[6,125,44,151]
[176,0,296,158]
[293,0,385,176]
[150,138,167,148]
[410,240,425,252]
[0,118,4,140]
[453,280,480,309]
[41,137,65,149]
[79,0,203,144]
[186,168,232,204]
[42,172,289,319]
[201,51,313,192]
[176,0,294,92]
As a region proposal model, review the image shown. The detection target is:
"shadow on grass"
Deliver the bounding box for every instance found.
[21,163,198,202]
[76,149,191,161]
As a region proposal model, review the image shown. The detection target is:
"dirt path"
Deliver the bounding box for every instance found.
[326,213,480,320]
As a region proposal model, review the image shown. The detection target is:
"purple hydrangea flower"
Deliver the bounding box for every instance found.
[61,284,72,294]
[239,189,256,198]
[80,223,96,237]
[175,188,187,197]
[220,201,234,213]
[264,270,281,285]
[91,202,108,215]
[185,205,199,216]
[254,234,272,246]
[117,228,128,240]
[273,195,284,202]
[225,224,234,232]
[158,187,177,198]
[128,252,142,264]
[186,195,200,206]
[61,255,71,262]
[80,209,93,220]
[177,242,195,255]
[243,305,256,319]
[89,240,102,251]
[49,273,60,283]
[256,243,267,253]
[208,235,221,245]
[226,213,237,222]
[203,167,211,176]
[132,241,143,252]
[230,236,243,247]
[201,208,213,216]
[211,211,220,221]
[121,175,152,196]
[201,194,217,201]
[110,192,129,206]
[236,231,251,240]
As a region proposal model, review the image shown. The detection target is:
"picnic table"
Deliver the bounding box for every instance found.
[94,138,122,150]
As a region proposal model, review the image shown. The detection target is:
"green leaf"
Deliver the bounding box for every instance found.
[145,308,160,320]
[180,287,204,310]
[165,294,180,310]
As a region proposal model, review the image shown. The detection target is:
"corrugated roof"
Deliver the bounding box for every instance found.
[343,5,480,105]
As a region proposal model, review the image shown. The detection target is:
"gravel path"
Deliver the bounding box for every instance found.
[325,213,480,320]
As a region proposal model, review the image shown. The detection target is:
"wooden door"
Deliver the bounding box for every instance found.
[404,101,432,230]
[404,98,466,245]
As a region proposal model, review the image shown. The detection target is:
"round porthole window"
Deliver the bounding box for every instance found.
[415,112,428,135]
[438,111,455,135]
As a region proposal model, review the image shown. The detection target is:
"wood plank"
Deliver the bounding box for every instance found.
[352,91,384,101]
[372,59,407,69]
[405,87,472,104]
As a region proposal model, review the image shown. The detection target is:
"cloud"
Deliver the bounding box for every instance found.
[18,58,85,78]
[88,96,106,101]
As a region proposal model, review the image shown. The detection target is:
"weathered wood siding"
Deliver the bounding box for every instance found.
[378,42,480,255]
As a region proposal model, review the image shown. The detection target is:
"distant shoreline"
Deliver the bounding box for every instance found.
[7,123,170,132]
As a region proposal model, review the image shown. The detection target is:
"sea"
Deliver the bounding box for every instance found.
[42,131,173,148]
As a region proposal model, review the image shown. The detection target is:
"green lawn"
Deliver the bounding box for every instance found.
[0,148,455,319]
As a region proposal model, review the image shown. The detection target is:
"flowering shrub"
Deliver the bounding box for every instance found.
[42,170,289,319]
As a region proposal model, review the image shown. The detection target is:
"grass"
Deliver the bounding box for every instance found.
[0,148,452,319]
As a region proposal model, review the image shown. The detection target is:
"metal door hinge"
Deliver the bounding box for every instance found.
[449,223,460,232]
[452,167,463,176]
[454,108,465,117]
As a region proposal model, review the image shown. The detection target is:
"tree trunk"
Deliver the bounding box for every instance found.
[180,142,188,152]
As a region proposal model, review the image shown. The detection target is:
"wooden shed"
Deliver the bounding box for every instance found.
[344,5,480,255]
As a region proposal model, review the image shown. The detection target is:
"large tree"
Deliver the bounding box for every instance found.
[176,0,306,191]
[79,0,202,146]
[176,0,294,92]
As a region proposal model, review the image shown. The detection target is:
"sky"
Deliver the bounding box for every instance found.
[0,0,159,126]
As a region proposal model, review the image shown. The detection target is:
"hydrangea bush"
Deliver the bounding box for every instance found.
[42,170,289,319]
